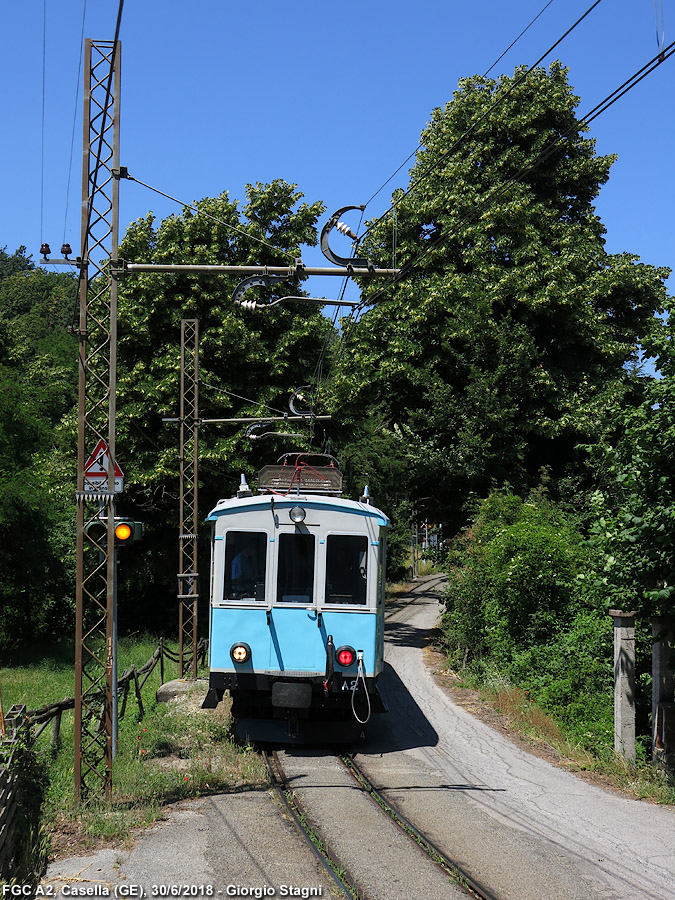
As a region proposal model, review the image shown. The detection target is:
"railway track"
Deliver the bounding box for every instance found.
[258,573,503,900]
[386,574,446,619]
[263,747,500,900]
[263,749,355,900]
[340,754,500,900]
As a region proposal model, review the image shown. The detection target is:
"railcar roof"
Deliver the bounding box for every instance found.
[206,493,389,528]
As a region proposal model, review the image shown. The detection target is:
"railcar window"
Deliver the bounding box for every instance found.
[325,535,368,605]
[277,533,315,603]
[224,531,267,601]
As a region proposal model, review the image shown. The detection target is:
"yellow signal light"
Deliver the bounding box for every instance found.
[115,521,133,542]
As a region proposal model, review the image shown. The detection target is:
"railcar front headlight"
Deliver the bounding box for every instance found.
[289,506,306,523]
[230,642,251,663]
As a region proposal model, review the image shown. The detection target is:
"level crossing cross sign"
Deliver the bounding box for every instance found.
[83,439,124,492]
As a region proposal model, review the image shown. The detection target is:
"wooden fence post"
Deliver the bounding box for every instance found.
[50,709,63,749]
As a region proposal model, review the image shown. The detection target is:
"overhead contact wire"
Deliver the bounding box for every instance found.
[356,37,675,312]
[200,380,288,417]
[358,0,603,243]
[123,173,297,263]
[362,0,558,212]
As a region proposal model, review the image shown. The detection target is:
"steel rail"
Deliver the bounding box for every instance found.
[385,574,447,622]
[261,750,364,900]
[338,754,502,900]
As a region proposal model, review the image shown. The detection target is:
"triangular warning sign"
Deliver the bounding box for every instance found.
[84,439,124,477]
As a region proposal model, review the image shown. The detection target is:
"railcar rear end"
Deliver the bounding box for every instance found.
[202,457,389,742]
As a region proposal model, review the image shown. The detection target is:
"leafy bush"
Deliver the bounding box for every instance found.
[442,488,615,751]
[443,489,596,661]
[507,609,613,753]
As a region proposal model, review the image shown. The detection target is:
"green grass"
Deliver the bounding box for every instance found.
[416,559,439,577]
[0,635,267,865]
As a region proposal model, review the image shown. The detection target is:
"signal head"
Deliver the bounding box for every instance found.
[114,517,143,546]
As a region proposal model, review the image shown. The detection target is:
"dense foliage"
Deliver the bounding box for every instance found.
[114,182,333,627]
[442,489,614,752]
[585,326,675,619]
[0,248,78,648]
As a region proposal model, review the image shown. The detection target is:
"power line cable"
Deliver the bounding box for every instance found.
[71,0,124,329]
[63,0,88,245]
[121,173,296,262]
[483,0,556,77]
[40,0,47,244]
[358,0,603,244]
[323,5,567,390]
[78,0,124,265]
[655,0,666,56]
[362,0,558,211]
[350,37,675,314]
[416,38,675,269]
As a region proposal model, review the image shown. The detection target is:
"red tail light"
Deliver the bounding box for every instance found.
[336,645,355,667]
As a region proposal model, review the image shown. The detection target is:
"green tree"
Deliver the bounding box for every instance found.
[442,488,614,752]
[112,182,334,628]
[0,245,33,280]
[0,256,78,647]
[331,63,669,530]
[587,309,675,618]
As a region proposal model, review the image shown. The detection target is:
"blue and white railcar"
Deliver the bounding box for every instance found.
[202,456,389,741]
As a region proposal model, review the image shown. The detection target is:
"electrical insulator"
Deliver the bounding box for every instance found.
[61,243,72,257]
[336,221,358,240]
[240,299,258,310]
[40,243,51,257]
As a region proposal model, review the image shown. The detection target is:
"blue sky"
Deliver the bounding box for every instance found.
[1,0,673,307]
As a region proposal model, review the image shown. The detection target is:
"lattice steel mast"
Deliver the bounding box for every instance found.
[178,320,200,679]
[74,39,121,803]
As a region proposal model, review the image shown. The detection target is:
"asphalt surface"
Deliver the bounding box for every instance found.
[355,576,675,900]
[44,791,334,897]
[43,576,675,900]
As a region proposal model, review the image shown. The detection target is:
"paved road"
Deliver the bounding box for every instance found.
[355,578,675,900]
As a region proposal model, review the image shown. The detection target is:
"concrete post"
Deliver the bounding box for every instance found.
[650,616,675,765]
[609,610,637,763]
